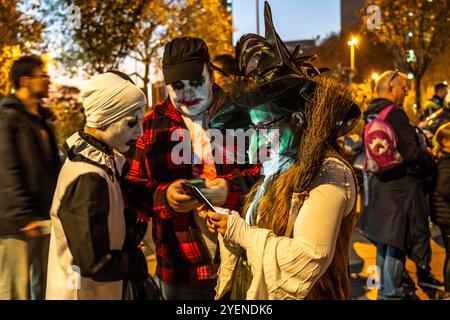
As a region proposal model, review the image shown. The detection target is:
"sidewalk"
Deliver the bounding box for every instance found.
[350,225,446,300]
[145,227,446,300]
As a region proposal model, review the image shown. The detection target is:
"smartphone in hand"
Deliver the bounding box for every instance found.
[181,182,217,213]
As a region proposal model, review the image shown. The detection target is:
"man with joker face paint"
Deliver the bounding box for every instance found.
[46,71,149,300]
[126,37,260,300]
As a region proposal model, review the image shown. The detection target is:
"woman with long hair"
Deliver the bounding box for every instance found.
[201,2,361,300]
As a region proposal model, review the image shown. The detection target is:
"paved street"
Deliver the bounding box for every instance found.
[350,225,446,300]
[144,189,446,301]
[146,224,446,300]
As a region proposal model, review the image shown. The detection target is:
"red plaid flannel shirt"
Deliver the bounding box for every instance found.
[126,99,260,285]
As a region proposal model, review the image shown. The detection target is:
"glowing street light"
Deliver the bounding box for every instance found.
[347,37,359,84]
[371,73,379,81]
[347,37,359,46]
[25,41,32,48]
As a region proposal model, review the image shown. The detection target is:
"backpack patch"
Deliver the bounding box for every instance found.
[363,105,403,173]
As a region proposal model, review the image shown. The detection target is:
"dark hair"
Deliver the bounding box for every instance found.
[213,54,238,76]
[435,82,448,93]
[10,55,44,89]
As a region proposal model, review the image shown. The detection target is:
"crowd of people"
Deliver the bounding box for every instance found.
[0,3,449,301]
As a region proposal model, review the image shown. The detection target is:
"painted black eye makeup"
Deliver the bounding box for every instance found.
[171,81,185,90]
[127,116,138,128]
[189,76,205,88]
[171,76,206,91]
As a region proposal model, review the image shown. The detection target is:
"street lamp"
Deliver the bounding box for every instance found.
[256,0,260,35]
[347,37,359,84]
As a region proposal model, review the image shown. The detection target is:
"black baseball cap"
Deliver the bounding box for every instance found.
[162,37,211,85]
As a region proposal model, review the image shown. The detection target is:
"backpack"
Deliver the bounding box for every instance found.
[363,104,403,173]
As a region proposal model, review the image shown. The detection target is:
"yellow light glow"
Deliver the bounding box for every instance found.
[347,37,359,46]
[25,41,32,48]
[371,73,379,80]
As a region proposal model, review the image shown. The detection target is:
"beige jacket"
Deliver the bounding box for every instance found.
[215,158,356,300]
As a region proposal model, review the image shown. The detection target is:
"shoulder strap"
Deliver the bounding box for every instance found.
[378,104,396,121]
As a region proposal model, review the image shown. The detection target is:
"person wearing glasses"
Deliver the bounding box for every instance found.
[359,70,437,299]
[199,2,361,300]
[0,56,60,299]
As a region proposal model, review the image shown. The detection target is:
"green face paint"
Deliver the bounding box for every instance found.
[248,104,294,162]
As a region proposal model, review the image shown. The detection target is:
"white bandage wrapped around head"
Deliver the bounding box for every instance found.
[81,72,147,128]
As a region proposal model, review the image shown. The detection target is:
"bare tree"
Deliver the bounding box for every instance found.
[362,0,450,112]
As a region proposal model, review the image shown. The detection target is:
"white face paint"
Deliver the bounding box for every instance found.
[167,64,213,117]
[99,108,144,154]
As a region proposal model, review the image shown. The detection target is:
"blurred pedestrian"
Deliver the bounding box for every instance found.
[360,70,436,299]
[431,122,450,300]
[0,55,60,300]
[423,82,448,118]
[419,83,450,140]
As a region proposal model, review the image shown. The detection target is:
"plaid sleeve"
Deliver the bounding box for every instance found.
[219,165,261,210]
[126,136,176,221]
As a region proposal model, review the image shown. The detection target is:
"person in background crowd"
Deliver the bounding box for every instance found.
[0,55,60,300]
[419,83,450,141]
[424,82,448,118]
[360,70,437,299]
[46,71,148,300]
[126,37,259,300]
[431,122,450,300]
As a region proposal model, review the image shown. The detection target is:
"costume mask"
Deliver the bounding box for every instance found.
[99,108,143,154]
[167,64,213,117]
[248,104,294,162]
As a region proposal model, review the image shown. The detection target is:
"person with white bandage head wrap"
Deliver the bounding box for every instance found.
[46,71,149,300]
[82,71,146,153]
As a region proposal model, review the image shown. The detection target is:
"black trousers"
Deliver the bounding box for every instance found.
[407,194,432,273]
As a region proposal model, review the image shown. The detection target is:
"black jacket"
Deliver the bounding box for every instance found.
[0,94,60,236]
[433,154,450,228]
[363,98,434,181]
[360,98,434,250]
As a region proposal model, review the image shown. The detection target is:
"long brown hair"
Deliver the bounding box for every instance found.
[243,77,357,236]
[433,122,450,158]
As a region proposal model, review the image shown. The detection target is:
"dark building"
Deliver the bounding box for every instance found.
[341,0,365,30]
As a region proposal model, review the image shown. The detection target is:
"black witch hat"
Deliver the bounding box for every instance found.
[210,1,360,136]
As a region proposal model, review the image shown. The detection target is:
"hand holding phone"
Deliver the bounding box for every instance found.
[181,182,217,213]
[166,180,200,213]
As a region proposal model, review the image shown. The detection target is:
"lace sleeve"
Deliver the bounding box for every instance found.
[310,157,356,217]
